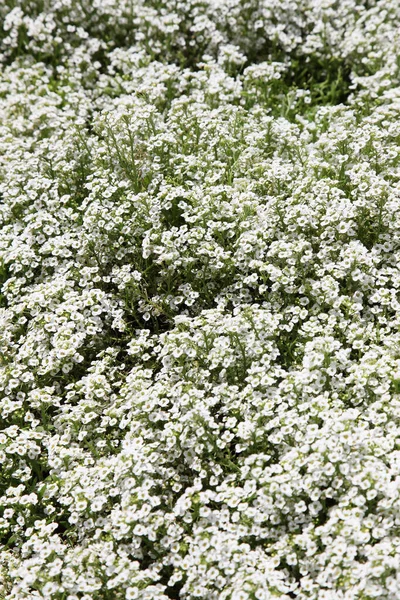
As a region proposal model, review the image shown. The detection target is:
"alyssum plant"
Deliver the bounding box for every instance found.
[2,0,400,599]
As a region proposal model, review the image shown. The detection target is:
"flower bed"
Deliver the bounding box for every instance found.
[1,2,400,599]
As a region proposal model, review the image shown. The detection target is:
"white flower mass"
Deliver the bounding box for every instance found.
[1,1,400,598]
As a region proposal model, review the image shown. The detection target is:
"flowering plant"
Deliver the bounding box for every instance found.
[2,1,400,598]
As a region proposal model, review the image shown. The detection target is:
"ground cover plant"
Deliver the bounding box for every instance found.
[2,0,400,598]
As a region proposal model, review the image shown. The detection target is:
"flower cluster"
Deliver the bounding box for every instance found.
[2,1,400,599]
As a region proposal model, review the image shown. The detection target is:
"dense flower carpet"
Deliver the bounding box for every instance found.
[1,1,400,598]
